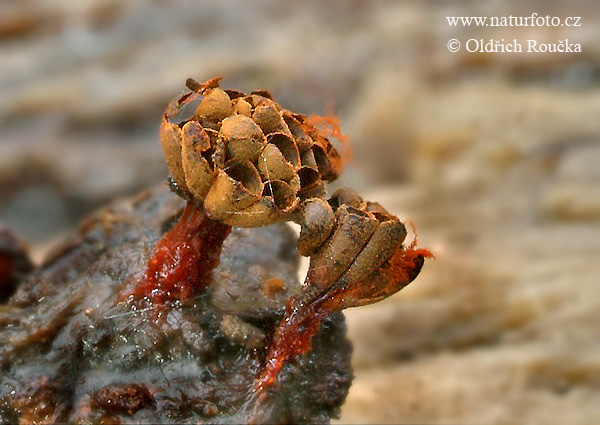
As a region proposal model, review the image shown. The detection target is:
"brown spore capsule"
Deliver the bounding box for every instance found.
[195,88,234,123]
[229,197,279,227]
[262,179,297,210]
[252,104,290,136]
[299,180,327,200]
[288,174,301,193]
[181,121,215,200]
[329,187,364,210]
[300,147,318,170]
[283,113,314,152]
[159,117,188,192]
[257,205,431,397]
[339,219,407,286]
[268,132,301,168]
[365,201,390,216]
[306,205,379,290]
[312,144,337,181]
[246,94,274,109]
[204,161,263,220]
[297,167,320,192]
[233,97,252,116]
[220,115,266,162]
[258,144,295,181]
[297,198,336,257]
[257,133,300,182]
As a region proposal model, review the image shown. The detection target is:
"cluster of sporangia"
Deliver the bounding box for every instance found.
[138,77,432,398]
[161,76,343,227]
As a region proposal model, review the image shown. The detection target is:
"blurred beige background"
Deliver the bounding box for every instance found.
[1,1,599,424]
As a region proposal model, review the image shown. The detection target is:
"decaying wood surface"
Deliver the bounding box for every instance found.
[0,185,352,424]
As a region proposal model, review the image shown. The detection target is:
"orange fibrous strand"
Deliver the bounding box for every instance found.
[131,203,231,307]
[307,105,353,168]
[384,223,434,285]
[385,246,434,285]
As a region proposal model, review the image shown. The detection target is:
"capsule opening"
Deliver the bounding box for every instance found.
[252,105,286,135]
[170,94,203,126]
[225,89,245,100]
[225,161,262,194]
[203,129,220,168]
[371,211,391,223]
[283,115,301,133]
[201,148,215,168]
[298,167,320,190]
[312,145,331,175]
[300,149,317,169]
[283,115,313,152]
[263,180,295,209]
[329,187,363,209]
[267,133,300,168]
[345,206,372,219]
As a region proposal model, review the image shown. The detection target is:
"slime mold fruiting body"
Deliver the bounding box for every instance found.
[132,77,432,396]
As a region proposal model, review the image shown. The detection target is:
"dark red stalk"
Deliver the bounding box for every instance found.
[131,203,231,307]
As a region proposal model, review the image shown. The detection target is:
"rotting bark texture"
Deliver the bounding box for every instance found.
[0,185,352,424]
